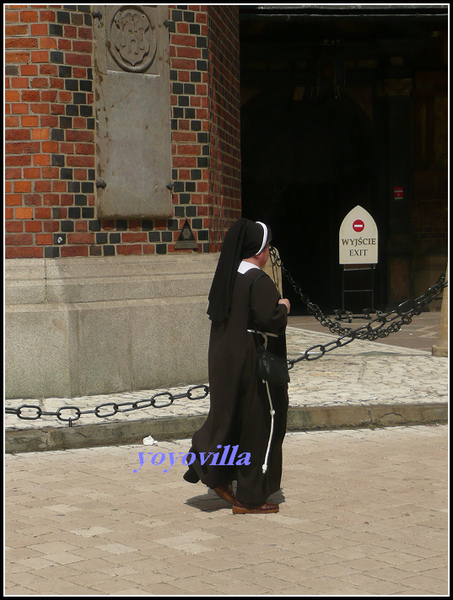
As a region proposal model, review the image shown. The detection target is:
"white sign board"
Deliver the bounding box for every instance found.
[339,205,378,264]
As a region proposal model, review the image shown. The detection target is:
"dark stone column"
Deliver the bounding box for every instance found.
[383,78,414,305]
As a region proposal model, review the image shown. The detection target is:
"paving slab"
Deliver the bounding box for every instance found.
[4,425,448,595]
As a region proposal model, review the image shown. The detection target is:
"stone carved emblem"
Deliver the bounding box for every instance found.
[109,6,157,72]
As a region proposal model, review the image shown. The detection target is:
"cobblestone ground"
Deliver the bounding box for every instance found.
[5,425,448,595]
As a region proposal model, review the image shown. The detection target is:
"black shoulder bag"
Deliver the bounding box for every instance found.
[249,274,290,386]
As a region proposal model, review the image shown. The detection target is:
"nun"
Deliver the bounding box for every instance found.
[183,218,291,514]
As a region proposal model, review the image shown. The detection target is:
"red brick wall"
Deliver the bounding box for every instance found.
[5,5,241,259]
[207,5,242,251]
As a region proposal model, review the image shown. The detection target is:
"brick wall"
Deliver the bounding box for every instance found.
[206,5,242,250]
[5,5,241,259]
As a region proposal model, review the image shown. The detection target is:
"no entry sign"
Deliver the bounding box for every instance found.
[339,205,378,264]
[352,219,365,232]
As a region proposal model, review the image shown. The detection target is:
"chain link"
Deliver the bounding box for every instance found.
[5,384,210,427]
[5,252,447,424]
[268,246,448,367]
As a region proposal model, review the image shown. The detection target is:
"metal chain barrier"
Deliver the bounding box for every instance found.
[5,384,209,427]
[5,249,447,425]
[268,245,448,367]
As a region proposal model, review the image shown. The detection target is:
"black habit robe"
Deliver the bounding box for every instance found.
[184,263,289,506]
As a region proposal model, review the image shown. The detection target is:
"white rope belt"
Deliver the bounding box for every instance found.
[247,329,278,338]
[262,379,275,474]
[257,332,275,474]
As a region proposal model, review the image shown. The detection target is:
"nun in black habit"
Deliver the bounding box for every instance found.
[183,218,291,514]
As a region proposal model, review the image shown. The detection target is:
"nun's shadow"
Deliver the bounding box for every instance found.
[185,486,286,512]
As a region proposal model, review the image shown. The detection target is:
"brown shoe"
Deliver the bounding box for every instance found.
[232,501,279,515]
[214,485,242,508]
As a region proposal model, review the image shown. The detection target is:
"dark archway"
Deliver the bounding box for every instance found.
[241,87,383,313]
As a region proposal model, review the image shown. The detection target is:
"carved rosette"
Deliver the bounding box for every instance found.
[108,6,157,73]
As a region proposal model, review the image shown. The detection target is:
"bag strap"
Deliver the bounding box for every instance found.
[249,271,266,348]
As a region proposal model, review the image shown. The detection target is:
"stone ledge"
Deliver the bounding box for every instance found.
[5,253,220,305]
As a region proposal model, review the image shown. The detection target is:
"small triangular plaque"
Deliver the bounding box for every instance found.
[175,219,198,249]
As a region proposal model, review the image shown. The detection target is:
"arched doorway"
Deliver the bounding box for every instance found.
[241,86,383,313]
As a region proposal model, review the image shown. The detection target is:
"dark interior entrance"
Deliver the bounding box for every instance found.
[239,5,448,314]
[241,86,381,313]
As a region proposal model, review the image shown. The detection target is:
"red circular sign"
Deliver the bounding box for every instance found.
[352,219,365,232]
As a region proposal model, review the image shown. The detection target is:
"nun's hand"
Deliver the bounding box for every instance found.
[278,298,291,314]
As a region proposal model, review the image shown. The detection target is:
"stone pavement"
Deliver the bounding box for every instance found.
[289,311,445,353]
[5,312,448,452]
[4,425,448,595]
